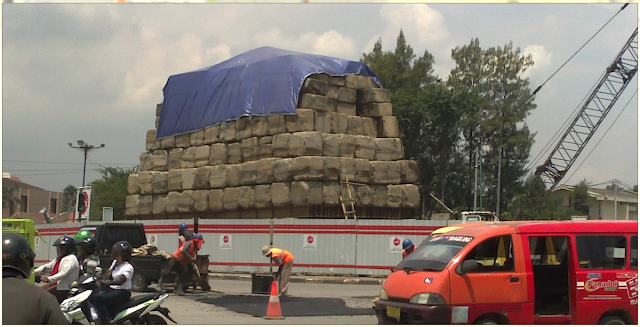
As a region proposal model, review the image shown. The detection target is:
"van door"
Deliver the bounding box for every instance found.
[529,236,571,318]
[449,234,527,324]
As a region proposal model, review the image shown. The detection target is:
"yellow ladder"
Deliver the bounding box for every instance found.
[339,173,357,220]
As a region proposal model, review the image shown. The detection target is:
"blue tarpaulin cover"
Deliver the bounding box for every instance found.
[157,46,381,138]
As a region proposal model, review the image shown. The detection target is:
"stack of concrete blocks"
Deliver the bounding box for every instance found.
[126,73,420,219]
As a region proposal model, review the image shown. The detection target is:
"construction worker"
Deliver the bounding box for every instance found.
[402,239,416,259]
[35,236,80,303]
[262,245,294,296]
[178,222,194,247]
[185,233,209,293]
[2,232,69,325]
[156,234,202,295]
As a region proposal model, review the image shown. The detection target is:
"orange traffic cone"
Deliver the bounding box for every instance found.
[263,279,285,320]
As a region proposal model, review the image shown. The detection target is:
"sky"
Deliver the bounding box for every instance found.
[2,3,638,194]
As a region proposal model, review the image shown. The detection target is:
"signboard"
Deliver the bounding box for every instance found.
[220,234,232,249]
[148,234,158,246]
[34,235,40,249]
[390,236,403,253]
[103,207,113,222]
[75,186,91,221]
[303,234,317,250]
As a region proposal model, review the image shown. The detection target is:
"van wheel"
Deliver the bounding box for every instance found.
[599,316,625,325]
[475,319,498,324]
[131,272,147,292]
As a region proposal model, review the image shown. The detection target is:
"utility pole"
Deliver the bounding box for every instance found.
[496,147,503,218]
[68,140,105,187]
[614,179,618,220]
[473,146,479,211]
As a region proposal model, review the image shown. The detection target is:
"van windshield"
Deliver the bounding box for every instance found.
[397,235,474,272]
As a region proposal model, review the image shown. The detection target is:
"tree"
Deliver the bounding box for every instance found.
[62,184,77,213]
[501,175,573,220]
[447,38,536,213]
[88,166,138,221]
[571,179,592,215]
[2,184,20,217]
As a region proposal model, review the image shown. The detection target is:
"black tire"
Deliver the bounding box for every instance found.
[475,319,498,324]
[599,316,626,325]
[145,314,167,325]
[131,272,147,292]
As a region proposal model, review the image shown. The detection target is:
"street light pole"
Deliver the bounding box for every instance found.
[68,140,105,187]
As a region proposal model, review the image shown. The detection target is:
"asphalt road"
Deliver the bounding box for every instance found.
[154,279,381,325]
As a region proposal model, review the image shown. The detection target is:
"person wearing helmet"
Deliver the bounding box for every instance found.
[2,232,69,324]
[185,233,210,293]
[262,245,294,296]
[402,239,416,259]
[178,222,194,247]
[34,235,80,303]
[73,229,92,241]
[156,232,201,295]
[77,236,101,277]
[92,241,134,324]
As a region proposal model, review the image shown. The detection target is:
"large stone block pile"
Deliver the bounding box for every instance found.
[126,73,420,219]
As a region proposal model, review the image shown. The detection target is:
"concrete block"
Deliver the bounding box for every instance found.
[175,134,191,148]
[337,87,357,104]
[315,111,332,133]
[139,195,153,215]
[347,116,364,135]
[273,133,291,157]
[254,184,272,209]
[291,181,323,206]
[354,158,371,183]
[402,184,420,208]
[375,138,404,161]
[208,189,224,212]
[338,134,356,157]
[325,98,338,112]
[366,76,380,88]
[166,191,180,213]
[223,187,239,211]
[236,116,252,140]
[204,124,220,144]
[152,195,166,215]
[298,94,329,112]
[239,161,257,186]
[127,174,140,194]
[222,120,237,143]
[271,183,291,207]
[357,88,391,104]
[354,136,376,160]
[190,129,206,147]
[209,143,228,165]
[125,195,140,216]
[226,164,241,187]
[168,169,183,191]
[237,186,254,210]
[387,185,403,208]
[401,160,419,184]
[140,152,152,172]
[330,112,349,134]
[194,166,211,189]
[291,156,324,181]
[146,129,158,151]
[267,115,286,135]
[328,75,346,86]
[195,145,210,167]
[209,165,227,189]
[193,190,210,212]
[251,116,268,137]
[258,136,274,159]
[255,158,277,184]
[156,103,162,117]
[340,157,356,180]
[379,116,399,138]
[181,147,196,169]
[371,161,402,184]
[372,185,388,207]
[138,171,153,195]
[159,136,176,150]
[151,171,168,194]
[178,190,195,213]
[151,150,168,171]
[182,168,196,190]
[323,157,342,181]
[345,74,370,89]
[301,78,329,95]
[227,142,242,164]
[241,137,259,162]
[337,102,357,116]
[360,102,393,117]
[274,158,293,182]
[290,131,323,156]
[286,108,315,133]
[322,133,341,157]
[362,117,378,138]
[323,182,341,205]
[167,148,183,170]
[327,85,339,100]
[308,73,329,82]
[355,185,373,206]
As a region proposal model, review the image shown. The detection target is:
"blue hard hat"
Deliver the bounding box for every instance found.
[194,233,203,239]
[402,239,414,250]
[178,223,188,231]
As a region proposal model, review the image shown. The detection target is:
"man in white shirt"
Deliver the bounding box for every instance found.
[35,236,80,303]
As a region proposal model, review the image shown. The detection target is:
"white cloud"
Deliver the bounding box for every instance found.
[205,44,232,65]
[378,4,449,48]
[522,44,552,82]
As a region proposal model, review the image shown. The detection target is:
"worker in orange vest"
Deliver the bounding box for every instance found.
[156,235,204,295]
[262,245,294,296]
[402,239,416,259]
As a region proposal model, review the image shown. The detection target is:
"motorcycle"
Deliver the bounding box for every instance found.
[59,275,177,325]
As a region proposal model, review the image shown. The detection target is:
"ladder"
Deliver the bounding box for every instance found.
[339,172,357,220]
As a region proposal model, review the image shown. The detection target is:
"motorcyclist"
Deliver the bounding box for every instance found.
[77,236,101,277]
[34,236,80,303]
[2,232,69,324]
[92,241,134,325]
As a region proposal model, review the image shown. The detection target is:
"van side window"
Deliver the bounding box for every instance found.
[631,235,637,269]
[576,235,626,269]
[529,236,567,266]
[462,235,514,272]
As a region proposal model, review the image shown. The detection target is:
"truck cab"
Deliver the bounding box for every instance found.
[460,211,499,223]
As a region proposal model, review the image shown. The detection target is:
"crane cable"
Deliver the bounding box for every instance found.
[523,3,630,173]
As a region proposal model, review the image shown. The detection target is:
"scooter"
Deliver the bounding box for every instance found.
[60,275,177,324]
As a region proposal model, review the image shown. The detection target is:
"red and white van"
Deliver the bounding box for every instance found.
[374,220,638,324]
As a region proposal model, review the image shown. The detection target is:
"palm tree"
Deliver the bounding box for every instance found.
[2,184,20,217]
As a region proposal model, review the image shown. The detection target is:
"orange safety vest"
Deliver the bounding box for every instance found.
[173,240,197,266]
[270,247,294,264]
[402,245,416,259]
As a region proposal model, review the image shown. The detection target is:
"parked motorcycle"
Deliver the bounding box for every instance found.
[60,275,176,324]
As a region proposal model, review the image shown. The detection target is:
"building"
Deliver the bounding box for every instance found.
[551,184,638,220]
[2,173,71,224]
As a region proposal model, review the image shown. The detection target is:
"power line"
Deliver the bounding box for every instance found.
[2,159,137,166]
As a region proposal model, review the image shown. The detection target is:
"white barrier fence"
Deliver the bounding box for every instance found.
[35,218,459,277]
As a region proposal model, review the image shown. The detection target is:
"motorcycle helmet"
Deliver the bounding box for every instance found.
[402,239,414,250]
[73,229,92,241]
[54,236,76,257]
[111,241,132,261]
[2,232,35,278]
[78,237,98,256]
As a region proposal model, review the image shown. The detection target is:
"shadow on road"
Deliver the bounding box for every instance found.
[197,294,374,317]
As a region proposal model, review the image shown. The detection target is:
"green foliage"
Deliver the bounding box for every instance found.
[62,184,77,213]
[570,179,592,215]
[501,175,574,220]
[2,184,19,217]
[88,166,138,221]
